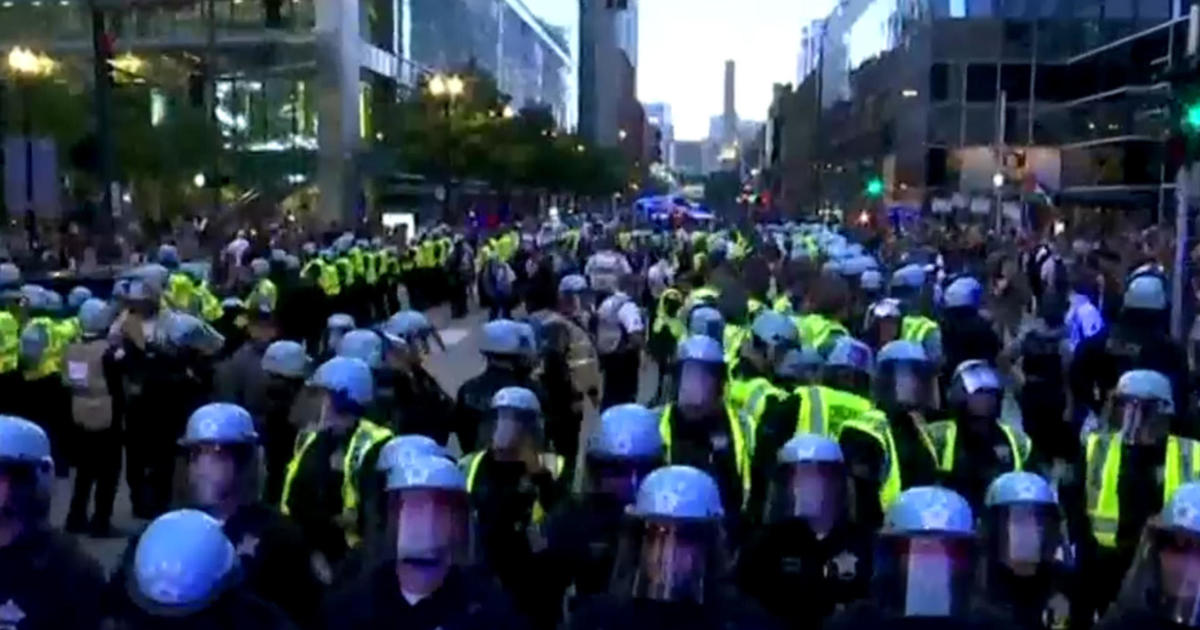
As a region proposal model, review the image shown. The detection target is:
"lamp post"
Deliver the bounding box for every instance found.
[7,46,54,253]
[428,73,464,220]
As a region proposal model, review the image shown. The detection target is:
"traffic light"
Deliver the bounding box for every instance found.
[865,177,884,198]
[1186,100,1200,130]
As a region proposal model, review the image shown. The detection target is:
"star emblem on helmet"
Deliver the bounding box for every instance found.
[1174,502,1199,527]
[1015,478,1038,500]
[920,504,952,529]
[654,485,683,514]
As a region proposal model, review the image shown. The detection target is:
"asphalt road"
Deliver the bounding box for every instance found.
[55,303,662,575]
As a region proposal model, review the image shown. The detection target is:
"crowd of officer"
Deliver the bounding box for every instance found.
[2,217,1200,630]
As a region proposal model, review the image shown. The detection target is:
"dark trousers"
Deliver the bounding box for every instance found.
[263,420,297,506]
[22,376,71,476]
[125,403,179,519]
[66,427,121,527]
[600,351,640,410]
[449,279,469,318]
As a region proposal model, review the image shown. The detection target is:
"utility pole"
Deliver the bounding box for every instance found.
[90,2,114,243]
[205,0,220,217]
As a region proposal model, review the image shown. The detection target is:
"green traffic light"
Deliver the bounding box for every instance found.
[1187,104,1200,129]
[866,178,884,197]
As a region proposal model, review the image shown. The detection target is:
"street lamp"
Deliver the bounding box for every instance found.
[427,73,465,220]
[8,46,55,253]
[576,144,586,153]
[193,173,207,188]
[502,104,515,119]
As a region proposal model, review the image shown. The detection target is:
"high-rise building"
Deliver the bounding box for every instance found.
[723,60,738,145]
[674,140,705,175]
[579,0,639,147]
[0,0,577,223]
[797,18,825,83]
[644,102,674,168]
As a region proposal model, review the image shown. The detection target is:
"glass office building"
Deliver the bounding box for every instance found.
[0,0,576,222]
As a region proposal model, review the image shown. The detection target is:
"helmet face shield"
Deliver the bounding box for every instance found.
[765,461,846,531]
[585,456,661,505]
[0,460,50,520]
[877,360,934,411]
[676,361,723,418]
[964,390,1001,421]
[987,503,1060,577]
[387,488,471,597]
[876,534,975,618]
[186,443,253,510]
[1112,395,1171,445]
[487,408,541,460]
[1156,527,1200,626]
[628,519,719,603]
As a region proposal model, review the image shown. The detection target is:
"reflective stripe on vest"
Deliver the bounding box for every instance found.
[462,450,564,524]
[0,312,18,374]
[737,379,782,451]
[839,410,903,509]
[924,420,1031,473]
[723,325,748,366]
[901,316,938,343]
[820,387,875,436]
[659,404,751,510]
[1085,432,1200,548]
[772,295,792,314]
[652,290,686,340]
[279,420,392,546]
[797,314,848,352]
[24,316,67,380]
[798,385,828,436]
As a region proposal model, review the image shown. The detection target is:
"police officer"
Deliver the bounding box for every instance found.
[116,509,296,629]
[773,345,823,389]
[863,297,904,353]
[739,434,873,630]
[728,310,796,415]
[1000,293,1073,461]
[170,402,320,625]
[1073,272,1190,437]
[939,276,1002,383]
[926,359,1034,512]
[260,340,312,505]
[0,263,23,416]
[0,415,104,630]
[596,273,645,409]
[795,272,851,357]
[378,311,455,441]
[660,335,750,522]
[320,313,356,361]
[452,319,543,452]
[280,357,392,577]
[324,455,526,630]
[1077,369,1200,620]
[565,466,778,630]
[543,404,665,627]
[459,386,566,626]
[980,472,1076,630]
[823,486,1015,630]
[838,340,941,528]
[891,264,943,366]
[1094,482,1200,630]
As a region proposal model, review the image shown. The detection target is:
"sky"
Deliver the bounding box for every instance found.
[636,0,835,140]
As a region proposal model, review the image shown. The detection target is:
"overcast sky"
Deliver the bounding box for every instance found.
[636,0,835,140]
[523,0,835,141]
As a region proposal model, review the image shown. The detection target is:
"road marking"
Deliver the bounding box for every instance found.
[440,328,470,346]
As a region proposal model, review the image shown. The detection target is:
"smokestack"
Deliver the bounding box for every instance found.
[723,60,737,143]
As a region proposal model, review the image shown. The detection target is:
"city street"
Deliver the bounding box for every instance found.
[52,303,661,574]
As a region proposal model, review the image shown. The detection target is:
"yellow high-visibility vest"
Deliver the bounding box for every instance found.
[797,385,875,437]
[280,419,393,546]
[462,450,564,525]
[923,420,1032,473]
[659,404,751,509]
[1085,432,1200,548]
[901,316,939,344]
[837,409,938,510]
[796,314,848,353]
[0,312,19,374]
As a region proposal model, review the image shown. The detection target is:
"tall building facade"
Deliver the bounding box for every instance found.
[0,0,577,223]
[797,18,825,83]
[766,0,1184,218]
[645,102,675,168]
[578,0,638,147]
[722,60,738,145]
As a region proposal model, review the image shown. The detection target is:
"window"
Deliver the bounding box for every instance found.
[1000,0,1028,17]
[967,0,994,16]
[1104,0,1134,18]
[930,63,950,101]
[1000,64,1031,101]
[966,64,997,101]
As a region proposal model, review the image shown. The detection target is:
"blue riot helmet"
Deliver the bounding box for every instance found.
[983,472,1061,578]
[78,298,114,339]
[943,276,983,312]
[382,310,441,360]
[1123,273,1169,331]
[687,305,725,342]
[775,345,823,389]
[1110,369,1175,446]
[249,257,270,279]
[0,262,19,290]
[310,356,374,421]
[1112,482,1200,626]
[675,335,727,420]
[376,435,448,474]
[860,269,884,298]
[479,319,539,371]
[890,263,927,306]
[129,509,239,616]
[615,465,725,603]
[745,310,799,373]
[261,340,311,380]
[66,286,93,313]
[179,403,258,512]
[157,244,180,269]
[558,274,591,315]
[585,404,665,504]
[823,336,874,398]
[0,415,54,521]
[874,340,935,414]
[947,359,1002,424]
[488,386,544,461]
[876,486,976,618]
[337,328,384,370]
[323,313,356,356]
[162,312,226,357]
[765,434,848,535]
[386,455,472,598]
